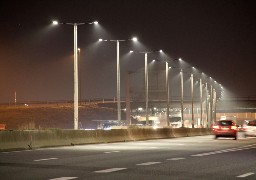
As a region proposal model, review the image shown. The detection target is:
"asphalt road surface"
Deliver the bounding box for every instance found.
[1,134,256,180]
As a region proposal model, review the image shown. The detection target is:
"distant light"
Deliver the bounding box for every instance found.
[99,39,103,42]
[132,37,138,42]
[129,50,134,53]
[52,20,58,25]
[169,67,171,69]
[138,107,143,111]
[159,50,163,53]
[192,66,195,69]
[93,21,98,24]
[78,48,80,51]
[152,60,155,62]
[178,58,182,61]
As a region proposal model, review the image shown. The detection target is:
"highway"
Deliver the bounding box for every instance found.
[0,134,256,180]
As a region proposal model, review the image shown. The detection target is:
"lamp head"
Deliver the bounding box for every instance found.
[132,37,138,42]
[52,20,59,25]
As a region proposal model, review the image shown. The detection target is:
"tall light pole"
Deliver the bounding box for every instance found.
[199,78,203,127]
[205,82,208,127]
[166,62,170,127]
[78,48,82,105]
[191,73,194,128]
[210,84,213,127]
[130,50,161,126]
[180,69,184,127]
[52,20,98,130]
[99,37,137,126]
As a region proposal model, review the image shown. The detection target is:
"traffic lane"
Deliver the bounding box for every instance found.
[81,143,256,180]
[124,145,256,180]
[0,135,255,164]
[0,136,256,180]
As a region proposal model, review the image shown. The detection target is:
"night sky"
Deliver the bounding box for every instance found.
[0,0,255,103]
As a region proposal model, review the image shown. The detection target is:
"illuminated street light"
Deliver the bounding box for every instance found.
[130,50,162,126]
[191,73,194,128]
[78,48,82,105]
[99,37,138,126]
[180,68,184,127]
[52,20,98,130]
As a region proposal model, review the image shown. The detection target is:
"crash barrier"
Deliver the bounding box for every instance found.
[0,128,212,151]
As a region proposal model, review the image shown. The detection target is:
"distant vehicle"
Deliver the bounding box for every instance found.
[212,120,238,140]
[243,120,256,137]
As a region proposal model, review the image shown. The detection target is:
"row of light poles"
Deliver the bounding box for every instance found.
[151,59,222,128]
[52,20,222,130]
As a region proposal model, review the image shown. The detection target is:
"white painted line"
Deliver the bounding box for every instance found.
[49,177,78,180]
[112,151,120,153]
[1,152,10,154]
[150,147,158,149]
[191,154,203,157]
[167,158,185,161]
[34,158,58,162]
[237,172,254,178]
[136,162,161,166]
[94,168,126,173]
[104,152,111,154]
[49,177,77,180]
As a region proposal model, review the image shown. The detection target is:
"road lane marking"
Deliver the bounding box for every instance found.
[34,158,58,162]
[237,172,254,178]
[167,158,185,161]
[191,145,256,157]
[136,162,161,166]
[104,151,120,154]
[94,168,126,173]
[49,177,78,180]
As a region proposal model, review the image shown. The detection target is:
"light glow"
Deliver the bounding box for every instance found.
[132,37,138,42]
[52,20,58,25]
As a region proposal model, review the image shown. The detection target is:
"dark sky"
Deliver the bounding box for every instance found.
[0,0,255,103]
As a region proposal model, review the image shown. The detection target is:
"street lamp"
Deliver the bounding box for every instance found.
[191,73,194,128]
[152,58,171,127]
[99,37,138,126]
[78,48,82,105]
[130,50,162,126]
[199,78,203,127]
[180,68,184,127]
[166,61,170,127]
[52,20,98,130]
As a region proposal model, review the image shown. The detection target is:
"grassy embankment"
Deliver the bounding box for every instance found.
[0,103,117,130]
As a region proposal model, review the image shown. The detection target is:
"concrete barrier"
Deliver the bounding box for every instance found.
[0,128,212,151]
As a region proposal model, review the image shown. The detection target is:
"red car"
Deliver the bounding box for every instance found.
[212,120,238,140]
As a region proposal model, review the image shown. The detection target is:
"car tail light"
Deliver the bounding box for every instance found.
[231,126,237,130]
[212,125,219,130]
